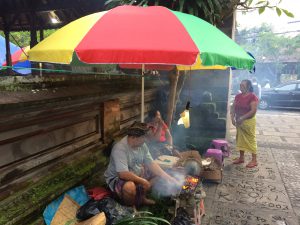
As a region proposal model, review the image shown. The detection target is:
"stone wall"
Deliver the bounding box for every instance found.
[173,69,230,153]
[0,74,163,225]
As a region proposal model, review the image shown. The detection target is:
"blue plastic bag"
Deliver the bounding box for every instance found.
[43,185,90,225]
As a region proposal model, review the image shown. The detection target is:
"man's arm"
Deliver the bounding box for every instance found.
[118,171,151,190]
[147,161,178,184]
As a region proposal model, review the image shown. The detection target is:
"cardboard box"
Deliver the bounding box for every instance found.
[51,195,106,225]
[180,150,201,161]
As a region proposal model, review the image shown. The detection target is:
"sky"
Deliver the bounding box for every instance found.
[236,0,300,35]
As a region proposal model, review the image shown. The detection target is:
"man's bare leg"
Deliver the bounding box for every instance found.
[122,181,136,206]
[122,180,155,206]
[140,177,157,205]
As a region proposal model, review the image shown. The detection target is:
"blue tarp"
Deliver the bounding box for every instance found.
[43,185,90,225]
[0,35,31,75]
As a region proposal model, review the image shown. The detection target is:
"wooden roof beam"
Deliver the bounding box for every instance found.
[0,1,77,15]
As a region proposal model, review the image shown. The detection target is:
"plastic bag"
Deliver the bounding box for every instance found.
[97,197,134,225]
[76,197,134,225]
[76,199,101,221]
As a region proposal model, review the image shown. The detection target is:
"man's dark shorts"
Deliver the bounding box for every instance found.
[114,179,144,207]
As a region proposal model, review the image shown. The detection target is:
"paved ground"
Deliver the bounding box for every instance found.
[203,109,300,225]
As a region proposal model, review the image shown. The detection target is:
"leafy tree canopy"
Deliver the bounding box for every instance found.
[236,24,300,63]
[0,30,55,48]
[104,0,294,25]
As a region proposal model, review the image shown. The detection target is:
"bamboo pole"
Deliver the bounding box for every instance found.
[141,64,145,122]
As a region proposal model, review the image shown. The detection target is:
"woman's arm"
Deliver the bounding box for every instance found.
[230,101,236,126]
[237,101,258,123]
[148,120,163,142]
[165,128,173,146]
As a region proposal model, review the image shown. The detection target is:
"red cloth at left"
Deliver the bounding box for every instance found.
[88,187,111,200]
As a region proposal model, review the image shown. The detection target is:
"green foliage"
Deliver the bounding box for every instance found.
[104,0,223,24]
[243,0,294,18]
[104,0,294,25]
[258,6,265,14]
[115,211,170,225]
[236,24,300,63]
[281,8,294,17]
[276,7,282,16]
[65,219,77,225]
[0,29,56,47]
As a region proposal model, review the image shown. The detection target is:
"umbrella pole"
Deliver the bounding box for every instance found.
[141,64,145,122]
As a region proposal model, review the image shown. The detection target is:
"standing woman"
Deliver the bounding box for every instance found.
[231,79,259,168]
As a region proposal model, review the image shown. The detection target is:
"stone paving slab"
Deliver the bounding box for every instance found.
[272,149,300,217]
[202,110,300,225]
[256,135,284,142]
[276,127,300,133]
[229,147,276,165]
[284,137,300,143]
[215,177,292,213]
[257,141,300,150]
[257,123,293,129]
[290,125,300,129]
[202,202,298,225]
[261,131,299,137]
[224,150,281,183]
[257,127,277,132]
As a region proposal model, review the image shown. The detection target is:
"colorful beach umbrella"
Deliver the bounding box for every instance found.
[0,36,19,67]
[119,55,227,71]
[28,5,254,70]
[2,46,31,75]
[2,46,29,65]
[28,5,255,121]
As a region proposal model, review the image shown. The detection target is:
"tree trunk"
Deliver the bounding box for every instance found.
[172,71,187,121]
[166,70,179,127]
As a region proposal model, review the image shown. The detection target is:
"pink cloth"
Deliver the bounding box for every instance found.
[149,121,168,143]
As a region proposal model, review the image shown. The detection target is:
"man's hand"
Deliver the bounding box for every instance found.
[140,178,151,191]
[165,175,181,187]
[232,119,236,126]
[236,116,244,126]
[231,115,236,127]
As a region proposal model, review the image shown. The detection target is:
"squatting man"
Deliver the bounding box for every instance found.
[104,122,179,207]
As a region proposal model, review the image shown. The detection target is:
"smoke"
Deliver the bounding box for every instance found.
[152,170,186,197]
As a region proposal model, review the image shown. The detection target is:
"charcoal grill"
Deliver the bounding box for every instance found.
[173,175,206,225]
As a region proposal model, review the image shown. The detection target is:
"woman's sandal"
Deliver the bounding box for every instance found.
[232,158,244,164]
[246,161,257,168]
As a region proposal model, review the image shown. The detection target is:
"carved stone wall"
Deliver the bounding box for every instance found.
[0,75,162,225]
